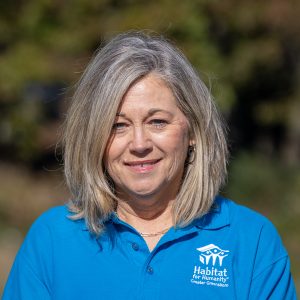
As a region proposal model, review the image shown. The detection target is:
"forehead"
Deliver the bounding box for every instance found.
[118,75,179,113]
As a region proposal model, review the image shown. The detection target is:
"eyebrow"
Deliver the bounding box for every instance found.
[116,108,173,117]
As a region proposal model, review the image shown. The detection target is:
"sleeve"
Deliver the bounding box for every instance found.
[2,216,53,300]
[249,256,297,300]
[249,220,297,300]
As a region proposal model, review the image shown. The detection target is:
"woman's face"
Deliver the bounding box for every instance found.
[104,74,192,202]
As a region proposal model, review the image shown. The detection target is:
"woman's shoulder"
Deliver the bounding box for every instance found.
[32,204,71,226]
[26,204,85,239]
[36,204,69,219]
[217,196,277,228]
[17,204,86,262]
[213,198,296,299]
[216,196,287,257]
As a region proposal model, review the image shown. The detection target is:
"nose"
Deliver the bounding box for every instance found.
[129,125,152,154]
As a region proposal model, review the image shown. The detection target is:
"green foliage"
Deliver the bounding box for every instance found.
[1,0,299,163]
[225,152,300,217]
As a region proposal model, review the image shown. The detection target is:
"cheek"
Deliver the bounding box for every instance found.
[161,131,189,180]
[156,127,190,158]
[105,138,126,165]
[104,147,121,183]
[103,149,120,183]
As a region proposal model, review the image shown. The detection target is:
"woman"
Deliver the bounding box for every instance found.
[3,32,296,299]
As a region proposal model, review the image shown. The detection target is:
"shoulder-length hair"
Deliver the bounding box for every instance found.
[62,31,228,235]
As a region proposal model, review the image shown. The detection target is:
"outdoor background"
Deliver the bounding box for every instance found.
[0,0,299,295]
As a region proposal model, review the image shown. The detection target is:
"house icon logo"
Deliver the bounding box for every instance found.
[197,244,229,267]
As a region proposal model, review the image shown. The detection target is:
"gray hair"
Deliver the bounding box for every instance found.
[62,31,228,234]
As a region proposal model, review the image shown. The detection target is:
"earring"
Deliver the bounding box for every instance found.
[187,144,196,164]
[188,144,195,154]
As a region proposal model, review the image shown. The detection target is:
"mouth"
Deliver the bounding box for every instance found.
[124,159,161,172]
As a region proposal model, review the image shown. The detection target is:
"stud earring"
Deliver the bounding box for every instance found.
[187,144,196,164]
[188,144,195,154]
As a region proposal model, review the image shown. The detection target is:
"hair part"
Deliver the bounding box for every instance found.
[62,31,228,235]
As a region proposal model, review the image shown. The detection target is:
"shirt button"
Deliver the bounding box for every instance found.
[146,266,154,274]
[132,243,139,251]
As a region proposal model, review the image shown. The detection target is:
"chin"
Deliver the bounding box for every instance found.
[125,185,162,199]
[131,189,158,198]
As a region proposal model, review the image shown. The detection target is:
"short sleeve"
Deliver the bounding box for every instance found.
[249,220,297,300]
[2,216,53,299]
[250,256,296,299]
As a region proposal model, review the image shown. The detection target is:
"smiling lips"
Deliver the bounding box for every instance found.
[124,159,161,173]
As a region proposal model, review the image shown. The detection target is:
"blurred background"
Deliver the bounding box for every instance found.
[0,0,299,294]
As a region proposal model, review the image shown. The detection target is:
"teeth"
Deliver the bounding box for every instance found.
[137,162,153,167]
[128,160,159,167]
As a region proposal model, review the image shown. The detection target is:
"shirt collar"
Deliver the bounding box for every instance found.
[193,196,230,230]
[80,196,230,232]
[109,196,230,234]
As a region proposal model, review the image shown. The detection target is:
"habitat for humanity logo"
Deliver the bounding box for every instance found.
[197,244,229,266]
[190,244,230,288]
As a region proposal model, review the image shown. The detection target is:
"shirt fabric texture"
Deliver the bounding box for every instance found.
[3,196,297,299]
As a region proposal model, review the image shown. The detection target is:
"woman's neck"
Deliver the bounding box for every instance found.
[116,197,174,251]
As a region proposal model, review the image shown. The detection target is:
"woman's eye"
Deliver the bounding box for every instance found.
[149,119,168,128]
[112,122,127,131]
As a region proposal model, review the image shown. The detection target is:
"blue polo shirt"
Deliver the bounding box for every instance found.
[3,197,297,299]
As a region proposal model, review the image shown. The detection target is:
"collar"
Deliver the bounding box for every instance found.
[193,196,230,230]
[109,195,230,230]
[79,195,230,233]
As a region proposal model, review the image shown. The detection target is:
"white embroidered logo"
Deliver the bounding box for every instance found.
[197,244,229,266]
[190,244,230,288]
